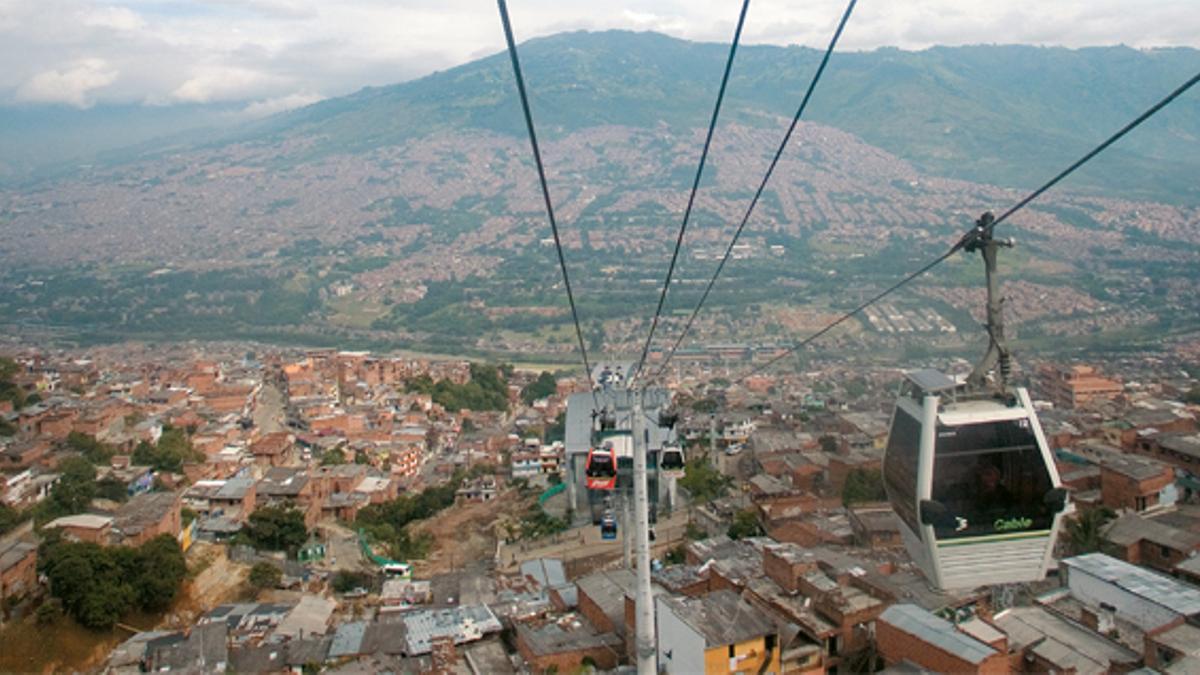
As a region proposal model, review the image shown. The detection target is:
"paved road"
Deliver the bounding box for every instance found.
[253,382,286,435]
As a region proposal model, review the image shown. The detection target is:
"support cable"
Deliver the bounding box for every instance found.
[649,0,859,382]
[732,68,1200,385]
[629,0,753,384]
[497,0,597,405]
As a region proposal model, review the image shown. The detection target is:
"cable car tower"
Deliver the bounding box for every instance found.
[883,213,1069,591]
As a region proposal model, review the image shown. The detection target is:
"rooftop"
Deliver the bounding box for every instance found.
[517,616,622,656]
[1064,553,1200,616]
[993,605,1139,673]
[1103,513,1200,552]
[879,604,997,665]
[1102,454,1171,481]
[114,491,179,536]
[658,589,777,648]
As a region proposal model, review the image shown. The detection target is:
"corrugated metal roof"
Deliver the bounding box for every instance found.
[564,389,675,456]
[328,621,368,658]
[1065,553,1200,616]
[879,604,997,665]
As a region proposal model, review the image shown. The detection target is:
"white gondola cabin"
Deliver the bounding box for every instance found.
[883,214,1068,590]
[884,370,1067,590]
[660,446,685,479]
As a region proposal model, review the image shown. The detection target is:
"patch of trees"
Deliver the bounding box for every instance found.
[520,371,557,405]
[0,357,26,414]
[243,506,309,555]
[248,562,283,590]
[678,458,730,502]
[356,479,460,561]
[405,363,510,412]
[0,503,27,536]
[65,432,117,465]
[841,468,888,506]
[727,508,764,540]
[507,505,568,542]
[132,427,202,472]
[32,457,97,526]
[39,533,186,630]
[1185,386,1200,405]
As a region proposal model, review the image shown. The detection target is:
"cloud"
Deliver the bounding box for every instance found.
[1,0,1198,111]
[171,66,282,103]
[242,90,324,117]
[15,58,119,107]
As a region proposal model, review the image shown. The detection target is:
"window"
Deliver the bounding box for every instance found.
[884,408,922,535]
[1136,496,1148,511]
[1161,545,1173,559]
[930,418,1054,540]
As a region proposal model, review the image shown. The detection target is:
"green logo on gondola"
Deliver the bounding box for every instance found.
[994,516,1033,532]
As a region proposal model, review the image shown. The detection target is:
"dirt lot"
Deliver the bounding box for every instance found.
[410,488,530,577]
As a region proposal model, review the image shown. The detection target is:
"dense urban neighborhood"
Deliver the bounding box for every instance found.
[1,338,1198,673]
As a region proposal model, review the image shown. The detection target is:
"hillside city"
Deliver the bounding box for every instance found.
[2,336,1200,673]
[1,9,1199,675]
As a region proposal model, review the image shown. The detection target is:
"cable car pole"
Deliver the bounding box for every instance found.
[630,387,657,675]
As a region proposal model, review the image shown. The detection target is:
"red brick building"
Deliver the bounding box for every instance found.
[877,604,1009,674]
[1100,455,1175,512]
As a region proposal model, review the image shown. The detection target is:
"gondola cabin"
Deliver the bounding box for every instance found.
[883,369,1068,590]
[600,513,618,540]
[660,446,685,479]
[585,441,618,491]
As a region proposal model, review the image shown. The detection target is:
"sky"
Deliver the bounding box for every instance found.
[2,0,1198,116]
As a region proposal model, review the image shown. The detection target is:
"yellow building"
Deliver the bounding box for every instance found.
[657,590,783,675]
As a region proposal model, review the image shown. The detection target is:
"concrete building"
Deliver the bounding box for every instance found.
[1039,364,1122,409]
[655,590,781,675]
[44,513,114,544]
[1061,553,1200,631]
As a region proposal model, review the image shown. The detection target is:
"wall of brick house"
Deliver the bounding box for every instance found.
[0,548,37,600]
[577,587,615,633]
[515,633,619,674]
[876,619,1008,674]
[1100,466,1173,512]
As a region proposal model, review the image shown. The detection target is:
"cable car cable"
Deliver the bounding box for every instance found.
[648,0,859,383]
[731,67,1200,385]
[497,0,598,407]
[629,0,753,385]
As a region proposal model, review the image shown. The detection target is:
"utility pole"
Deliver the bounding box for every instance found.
[709,413,718,466]
[631,389,656,675]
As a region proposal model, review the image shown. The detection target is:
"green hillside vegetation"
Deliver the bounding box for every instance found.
[262,33,1200,202]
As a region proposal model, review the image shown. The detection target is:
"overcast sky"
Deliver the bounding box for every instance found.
[2,0,1197,114]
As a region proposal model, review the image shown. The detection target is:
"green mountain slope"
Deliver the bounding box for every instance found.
[255,32,1200,201]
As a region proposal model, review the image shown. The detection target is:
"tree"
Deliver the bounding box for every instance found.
[245,507,309,554]
[818,435,840,454]
[39,534,186,630]
[678,458,730,503]
[249,562,283,589]
[321,447,347,465]
[521,371,557,405]
[34,457,97,525]
[0,357,26,410]
[135,535,187,611]
[842,468,888,506]
[132,427,202,472]
[332,571,369,594]
[0,503,25,536]
[1184,386,1200,405]
[66,432,117,465]
[728,509,763,540]
[95,476,129,503]
[1065,507,1117,556]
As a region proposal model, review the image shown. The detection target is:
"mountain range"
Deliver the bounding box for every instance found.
[0,32,1197,359]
